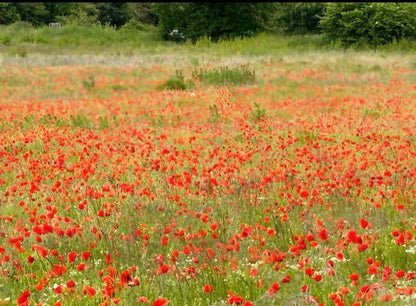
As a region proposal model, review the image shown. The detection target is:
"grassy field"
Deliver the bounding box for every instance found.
[1,25,416,306]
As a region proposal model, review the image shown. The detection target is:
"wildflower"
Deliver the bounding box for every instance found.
[379,294,392,302]
[17,290,30,305]
[203,284,214,293]
[83,285,96,297]
[282,275,291,283]
[66,279,76,288]
[138,296,149,303]
[153,297,169,306]
[54,284,63,294]
[105,253,113,265]
[77,263,86,271]
[368,263,379,275]
[82,251,91,261]
[120,270,132,288]
[268,282,280,296]
[305,267,315,277]
[68,251,77,263]
[360,218,369,229]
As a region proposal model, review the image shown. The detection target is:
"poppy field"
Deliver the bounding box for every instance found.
[1,52,416,306]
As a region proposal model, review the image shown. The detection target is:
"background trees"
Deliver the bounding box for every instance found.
[273,3,326,35]
[1,2,416,48]
[153,3,275,43]
[320,3,416,48]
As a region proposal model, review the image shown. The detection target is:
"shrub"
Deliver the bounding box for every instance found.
[320,3,416,48]
[0,35,11,46]
[248,102,266,123]
[120,19,154,32]
[157,70,187,91]
[70,114,93,129]
[191,66,255,87]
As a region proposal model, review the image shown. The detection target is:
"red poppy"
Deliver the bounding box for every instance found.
[203,284,214,293]
[153,297,169,306]
[268,282,280,296]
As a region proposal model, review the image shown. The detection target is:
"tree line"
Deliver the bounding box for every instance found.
[1,2,416,48]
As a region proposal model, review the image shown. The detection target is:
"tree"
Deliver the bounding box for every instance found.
[12,2,49,26]
[59,3,99,26]
[43,3,76,24]
[0,3,20,25]
[153,3,276,43]
[127,3,158,25]
[275,3,326,35]
[96,2,131,28]
[320,3,416,48]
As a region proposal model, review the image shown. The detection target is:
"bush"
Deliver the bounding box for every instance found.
[120,19,154,32]
[157,70,187,91]
[0,34,11,46]
[320,3,416,48]
[191,66,256,87]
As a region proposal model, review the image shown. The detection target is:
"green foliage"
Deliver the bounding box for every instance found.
[153,3,276,43]
[249,102,266,123]
[0,2,137,28]
[96,3,131,28]
[12,3,49,27]
[191,66,256,87]
[120,19,155,32]
[82,76,95,92]
[208,104,221,123]
[0,3,20,25]
[56,3,99,26]
[127,3,158,26]
[320,3,416,48]
[98,116,110,130]
[275,3,326,35]
[0,34,11,46]
[7,47,27,58]
[155,65,256,91]
[0,2,74,26]
[157,70,187,91]
[70,114,93,129]
[43,3,76,23]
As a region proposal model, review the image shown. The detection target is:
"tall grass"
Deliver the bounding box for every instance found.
[1,22,416,58]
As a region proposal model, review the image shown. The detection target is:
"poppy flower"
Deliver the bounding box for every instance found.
[138,296,149,303]
[153,297,169,306]
[203,284,214,293]
[268,282,280,296]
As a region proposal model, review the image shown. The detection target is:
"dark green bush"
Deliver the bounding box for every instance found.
[320,3,416,48]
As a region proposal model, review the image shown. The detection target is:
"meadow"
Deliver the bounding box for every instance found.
[1,25,416,306]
